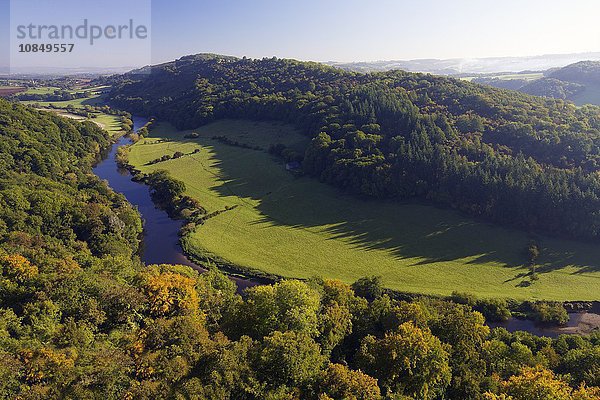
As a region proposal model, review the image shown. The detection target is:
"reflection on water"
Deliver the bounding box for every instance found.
[92,116,257,292]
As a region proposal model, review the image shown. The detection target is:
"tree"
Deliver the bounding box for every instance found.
[0,254,38,283]
[237,280,321,338]
[256,330,325,388]
[317,363,381,400]
[559,347,600,387]
[495,367,575,400]
[146,170,186,202]
[196,267,239,330]
[138,265,200,317]
[430,304,490,399]
[351,276,384,301]
[318,302,352,354]
[356,322,451,399]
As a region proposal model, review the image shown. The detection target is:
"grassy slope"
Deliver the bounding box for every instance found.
[128,120,600,301]
[20,88,124,136]
[21,95,104,108]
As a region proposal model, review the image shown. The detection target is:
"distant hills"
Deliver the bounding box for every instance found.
[328,54,600,106]
[107,53,600,241]
[327,52,600,75]
[550,60,600,83]
[472,61,600,105]
[0,66,142,78]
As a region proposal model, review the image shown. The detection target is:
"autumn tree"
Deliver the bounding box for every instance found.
[138,265,200,317]
[317,363,382,400]
[356,322,451,399]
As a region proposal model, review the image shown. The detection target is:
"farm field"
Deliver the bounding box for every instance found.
[493,72,544,81]
[127,119,600,301]
[23,86,62,95]
[37,108,124,135]
[21,94,104,108]
[18,85,124,136]
[461,72,544,82]
[0,86,26,97]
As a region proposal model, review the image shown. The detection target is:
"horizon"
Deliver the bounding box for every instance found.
[3,50,600,77]
[2,0,600,74]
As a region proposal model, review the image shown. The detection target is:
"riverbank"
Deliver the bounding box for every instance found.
[103,116,600,337]
[92,117,260,292]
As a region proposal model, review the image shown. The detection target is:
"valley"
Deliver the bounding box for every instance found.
[3,1,600,398]
[127,119,600,301]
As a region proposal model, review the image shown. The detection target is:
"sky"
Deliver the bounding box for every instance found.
[1,0,600,72]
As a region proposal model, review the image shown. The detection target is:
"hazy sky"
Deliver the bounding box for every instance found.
[1,0,600,71]
[151,0,600,62]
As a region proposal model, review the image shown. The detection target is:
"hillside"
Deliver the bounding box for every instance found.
[126,119,600,301]
[109,54,600,242]
[549,60,600,84]
[327,52,600,74]
[520,78,585,100]
[475,61,600,105]
[2,98,598,399]
[0,69,599,399]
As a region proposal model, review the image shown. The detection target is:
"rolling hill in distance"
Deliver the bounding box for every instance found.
[327,52,600,75]
[473,61,600,105]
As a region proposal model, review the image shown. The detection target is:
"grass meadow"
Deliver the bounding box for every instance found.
[127,120,600,300]
[19,86,124,136]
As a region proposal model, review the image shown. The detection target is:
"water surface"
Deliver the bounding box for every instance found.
[92,118,598,333]
[92,116,257,291]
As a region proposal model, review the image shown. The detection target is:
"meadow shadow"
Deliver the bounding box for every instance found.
[173,132,600,279]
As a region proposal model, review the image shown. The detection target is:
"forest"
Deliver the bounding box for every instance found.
[0,97,599,399]
[108,54,600,241]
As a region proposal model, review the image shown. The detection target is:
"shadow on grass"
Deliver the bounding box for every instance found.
[162,128,600,280]
[81,97,104,106]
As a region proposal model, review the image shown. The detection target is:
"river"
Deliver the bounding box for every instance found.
[488,311,600,338]
[92,116,257,291]
[92,117,598,336]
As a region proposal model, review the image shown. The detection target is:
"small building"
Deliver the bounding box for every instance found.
[285,161,302,171]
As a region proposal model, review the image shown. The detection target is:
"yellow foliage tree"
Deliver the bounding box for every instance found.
[318,363,382,400]
[1,254,38,283]
[140,267,200,317]
[19,347,76,385]
[487,366,600,400]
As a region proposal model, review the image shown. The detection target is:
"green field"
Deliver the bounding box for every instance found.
[22,95,104,108]
[461,72,544,82]
[32,106,124,136]
[36,109,124,136]
[493,72,544,81]
[127,120,600,301]
[23,86,62,95]
[19,86,124,136]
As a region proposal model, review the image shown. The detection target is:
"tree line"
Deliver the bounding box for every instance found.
[108,54,600,241]
[0,98,598,398]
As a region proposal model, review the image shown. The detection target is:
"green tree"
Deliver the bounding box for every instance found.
[357,322,451,399]
[237,280,321,338]
[317,363,382,400]
[256,330,325,388]
[351,276,384,301]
